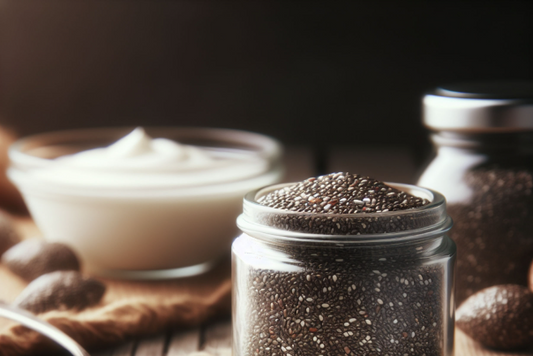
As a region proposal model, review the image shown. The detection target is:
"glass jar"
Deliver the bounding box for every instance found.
[418,81,533,304]
[232,183,455,356]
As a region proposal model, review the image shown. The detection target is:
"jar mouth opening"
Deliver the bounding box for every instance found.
[238,182,452,244]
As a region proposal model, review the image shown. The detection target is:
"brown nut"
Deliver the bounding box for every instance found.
[456,284,533,350]
[14,271,106,314]
[2,239,80,281]
[0,210,20,256]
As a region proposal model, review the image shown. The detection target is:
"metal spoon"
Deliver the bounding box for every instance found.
[0,301,90,356]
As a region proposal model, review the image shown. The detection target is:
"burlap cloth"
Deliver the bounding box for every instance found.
[0,216,232,356]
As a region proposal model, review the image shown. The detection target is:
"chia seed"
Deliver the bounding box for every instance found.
[240,248,446,356]
[258,173,427,215]
[256,173,430,235]
[234,173,453,356]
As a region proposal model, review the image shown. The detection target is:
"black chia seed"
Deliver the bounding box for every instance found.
[258,173,428,215]
[448,167,533,304]
[256,173,430,235]
[236,173,451,356]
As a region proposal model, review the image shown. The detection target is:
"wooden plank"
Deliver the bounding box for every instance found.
[327,145,417,184]
[135,335,166,356]
[455,329,533,356]
[111,341,137,356]
[203,320,232,356]
[167,328,201,356]
[91,350,113,356]
[92,340,135,356]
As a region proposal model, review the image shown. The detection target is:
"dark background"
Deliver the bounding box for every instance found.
[1,0,532,161]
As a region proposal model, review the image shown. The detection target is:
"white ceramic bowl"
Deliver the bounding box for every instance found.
[8,127,283,279]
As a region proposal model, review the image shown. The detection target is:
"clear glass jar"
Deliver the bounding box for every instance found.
[232,183,455,356]
[419,132,533,304]
[418,82,533,304]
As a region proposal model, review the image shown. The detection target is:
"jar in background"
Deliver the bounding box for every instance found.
[418,81,533,304]
[232,183,455,356]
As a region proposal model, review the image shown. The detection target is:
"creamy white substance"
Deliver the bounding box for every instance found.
[33,127,270,188]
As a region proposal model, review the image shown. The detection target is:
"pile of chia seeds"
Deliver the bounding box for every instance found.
[236,173,450,356]
[448,167,533,304]
[259,173,427,214]
[256,172,430,235]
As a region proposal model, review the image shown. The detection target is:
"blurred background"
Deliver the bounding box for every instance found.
[1,0,533,167]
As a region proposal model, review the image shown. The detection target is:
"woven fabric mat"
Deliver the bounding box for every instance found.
[0,216,232,356]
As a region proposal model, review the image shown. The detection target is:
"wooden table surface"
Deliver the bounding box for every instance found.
[45,146,533,356]
[92,319,532,356]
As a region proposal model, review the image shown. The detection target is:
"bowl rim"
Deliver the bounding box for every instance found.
[8,126,284,198]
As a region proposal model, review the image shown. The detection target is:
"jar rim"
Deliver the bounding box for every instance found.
[237,182,452,245]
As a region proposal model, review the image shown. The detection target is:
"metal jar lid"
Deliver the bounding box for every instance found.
[423,81,533,132]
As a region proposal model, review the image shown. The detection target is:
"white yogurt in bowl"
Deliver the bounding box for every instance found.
[8,127,283,279]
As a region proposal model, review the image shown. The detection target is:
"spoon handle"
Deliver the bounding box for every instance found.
[0,302,90,356]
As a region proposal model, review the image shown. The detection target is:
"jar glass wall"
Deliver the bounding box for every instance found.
[232,183,455,356]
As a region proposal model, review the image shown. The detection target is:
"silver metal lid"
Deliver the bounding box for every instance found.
[423,81,533,132]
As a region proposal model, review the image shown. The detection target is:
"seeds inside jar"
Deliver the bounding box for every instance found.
[237,173,449,356]
[257,172,429,235]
